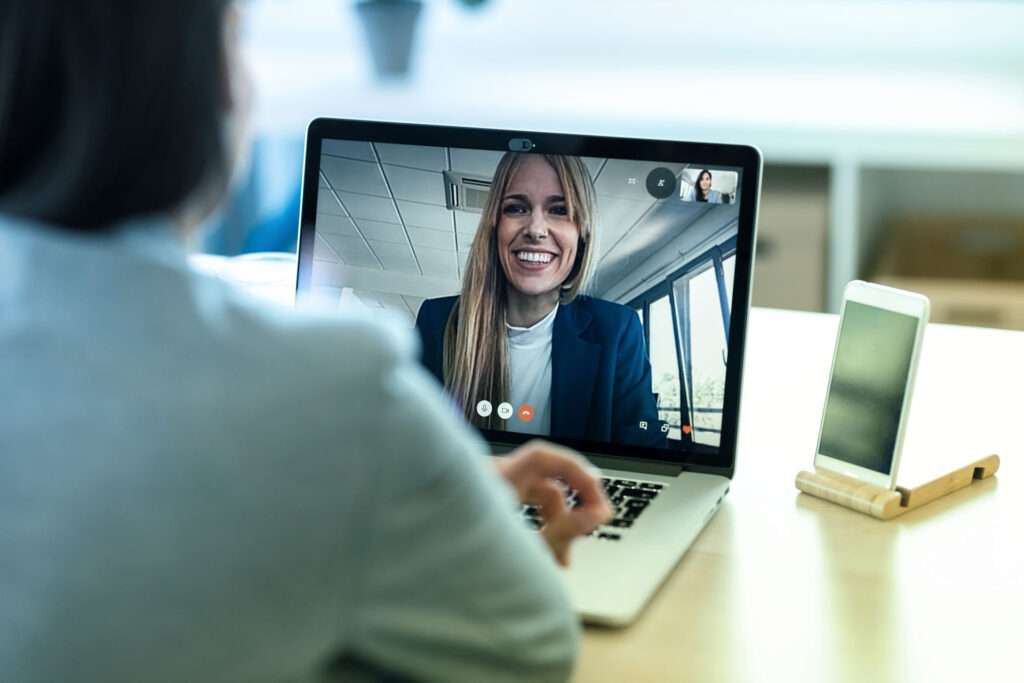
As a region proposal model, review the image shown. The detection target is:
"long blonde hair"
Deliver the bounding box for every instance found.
[442,153,597,429]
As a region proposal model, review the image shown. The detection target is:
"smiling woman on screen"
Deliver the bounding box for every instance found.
[416,152,666,448]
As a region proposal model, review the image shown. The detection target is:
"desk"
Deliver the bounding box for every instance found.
[575,307,1023,682]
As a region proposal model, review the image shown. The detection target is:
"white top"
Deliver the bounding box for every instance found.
[507,305,558,437]
[0,215,578,683]
[683,185,724,204]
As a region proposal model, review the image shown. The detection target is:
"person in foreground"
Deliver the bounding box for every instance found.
[0,2,611,682]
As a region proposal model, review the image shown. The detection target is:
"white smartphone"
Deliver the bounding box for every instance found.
[814,280,930,490]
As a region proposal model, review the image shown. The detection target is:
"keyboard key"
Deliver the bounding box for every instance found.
[625,498,649,509]
[525,517,542,529]
[598,532,622,541]
[623,508,643,521]
[613,479,637,487]
[639,482,664,490]
[610,519,633,528]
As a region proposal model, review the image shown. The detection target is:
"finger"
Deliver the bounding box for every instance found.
[509,440,605,501]
[525,479,568,527]
[540,524,571,566]
[539,487,611,564]
[540,505,603,567]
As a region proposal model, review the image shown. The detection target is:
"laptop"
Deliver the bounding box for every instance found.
[295,119,761,626]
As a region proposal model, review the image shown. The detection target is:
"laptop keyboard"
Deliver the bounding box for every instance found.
[521,477,666,542]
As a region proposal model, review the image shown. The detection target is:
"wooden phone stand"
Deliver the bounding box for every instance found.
[795,454,1000,520]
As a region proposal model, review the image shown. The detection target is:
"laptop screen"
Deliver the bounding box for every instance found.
[299,121,758,471]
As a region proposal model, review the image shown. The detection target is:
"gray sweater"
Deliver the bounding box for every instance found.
[0,216,578,683]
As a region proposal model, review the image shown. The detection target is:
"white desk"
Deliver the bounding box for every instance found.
[576,307,1022,682]
[185,261,1022,679]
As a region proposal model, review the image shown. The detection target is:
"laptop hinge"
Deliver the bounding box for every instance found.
[490,443,685,477]
[583,453,685,477]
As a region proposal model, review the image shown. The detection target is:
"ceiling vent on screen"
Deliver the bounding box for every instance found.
[443,171,492,213]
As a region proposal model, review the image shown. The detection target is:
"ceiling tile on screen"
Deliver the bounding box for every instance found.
[355,219,408,244]
[402,295,425,316]
[314,234,340,262]
[454,210,482,237]
[353,289,384,308]
[316,213,358,236]
[383,165,446,206]
[408,226,456,250]
[595,197,654,258]
[369,240,420,274]
[321,233,381,269]
[317,190,345,216]
[396,200,453,231]
[449,148,504,178]
[321,139,375,161]
[337,192,401,223]
[415,245,457,278]
[582,157,606,180]
[321,155,389,197]
[375,143,447,171]
[375,292,410,311]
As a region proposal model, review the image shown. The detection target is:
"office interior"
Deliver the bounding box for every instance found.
[6,3,1022,681]
[212,0,1024,334]
[311,144,740,447]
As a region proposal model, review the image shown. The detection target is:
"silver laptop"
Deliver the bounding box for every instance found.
[296,119,761,626]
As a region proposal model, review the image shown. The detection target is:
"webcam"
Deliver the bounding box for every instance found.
[508,138,535,152]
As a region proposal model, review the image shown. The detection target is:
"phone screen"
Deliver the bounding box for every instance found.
[818,301,920,474]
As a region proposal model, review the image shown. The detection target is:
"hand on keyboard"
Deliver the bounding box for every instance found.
[494,440,613,566]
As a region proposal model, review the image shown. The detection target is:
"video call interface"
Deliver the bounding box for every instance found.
[309,138,744,454]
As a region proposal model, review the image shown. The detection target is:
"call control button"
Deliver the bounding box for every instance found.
[645,167,677,199]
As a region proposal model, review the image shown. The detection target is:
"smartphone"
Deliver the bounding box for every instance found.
[814,280,930,490]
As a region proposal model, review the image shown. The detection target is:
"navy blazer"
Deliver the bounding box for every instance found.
[415,295,667,448]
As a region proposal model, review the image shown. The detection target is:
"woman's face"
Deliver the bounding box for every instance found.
[496,156,580,298]
[699,172,712,192]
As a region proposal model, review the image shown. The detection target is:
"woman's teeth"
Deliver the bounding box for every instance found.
[516,251,554,264]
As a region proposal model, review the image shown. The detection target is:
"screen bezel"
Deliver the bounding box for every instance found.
[297,117,763,479]
[814,280,930,489]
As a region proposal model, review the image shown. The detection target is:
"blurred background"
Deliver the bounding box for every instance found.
[208,0,1024,328]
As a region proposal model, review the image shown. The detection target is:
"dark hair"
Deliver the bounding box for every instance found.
[694,169,712,202]
[0,0,231,232]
